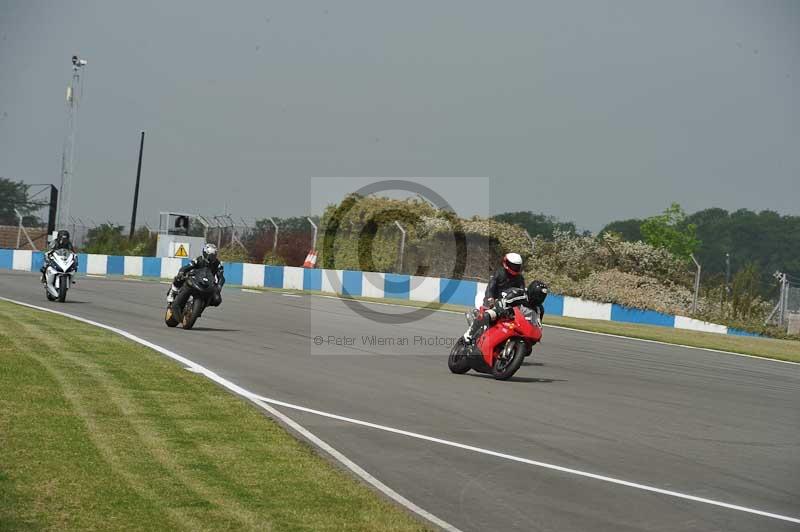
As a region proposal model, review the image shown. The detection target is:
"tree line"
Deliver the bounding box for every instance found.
[4,176,796,296]
[495,205,800,298]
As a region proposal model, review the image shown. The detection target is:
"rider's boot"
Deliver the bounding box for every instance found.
[166,284,179,304]
[463,309,479,344]
[462,316,483,353]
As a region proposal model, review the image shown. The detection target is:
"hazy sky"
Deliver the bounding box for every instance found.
[1,1,797,231]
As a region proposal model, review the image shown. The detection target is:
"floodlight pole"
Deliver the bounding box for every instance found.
[57,55,87,231]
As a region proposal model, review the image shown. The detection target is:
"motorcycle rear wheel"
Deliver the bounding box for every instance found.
[491,339,527,380]
[448,338,471,374]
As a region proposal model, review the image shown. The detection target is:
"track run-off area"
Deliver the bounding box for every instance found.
[2,270,798,532]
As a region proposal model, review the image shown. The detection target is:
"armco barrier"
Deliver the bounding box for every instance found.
[0,249,753,337]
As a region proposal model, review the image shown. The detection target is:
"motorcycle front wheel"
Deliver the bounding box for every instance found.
[491,338,527,380]
[448,338,471,374]
[57,277,68,302]
[164,305,179,327]
[181,296,205,330]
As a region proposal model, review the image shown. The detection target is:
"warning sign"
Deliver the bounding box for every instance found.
[173,243,189,258]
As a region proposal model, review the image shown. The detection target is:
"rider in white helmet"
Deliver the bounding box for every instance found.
[485,253,525,305]
[463,252,526,343]
[167,243,225,306]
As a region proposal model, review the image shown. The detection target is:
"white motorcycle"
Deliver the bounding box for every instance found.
[44,248,77,302]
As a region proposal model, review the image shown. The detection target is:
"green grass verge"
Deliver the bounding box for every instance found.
[0,300,429,531]
[542,315,800,363]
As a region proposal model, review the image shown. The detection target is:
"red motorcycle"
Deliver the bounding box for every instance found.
[448,306,543,380]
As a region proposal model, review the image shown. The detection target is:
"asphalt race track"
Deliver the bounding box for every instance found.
[2,270,798,532]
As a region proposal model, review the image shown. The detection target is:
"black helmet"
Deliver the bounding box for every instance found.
[56,230,70,243]
[527,280,548,306]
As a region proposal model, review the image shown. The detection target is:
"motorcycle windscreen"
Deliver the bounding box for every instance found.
[514,307,542,342]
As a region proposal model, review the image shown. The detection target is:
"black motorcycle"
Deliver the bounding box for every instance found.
[164,267,217,329]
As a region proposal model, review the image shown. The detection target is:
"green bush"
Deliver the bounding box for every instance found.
[218,245,249,263]
[82,225,156,256]
[262,252,286,266]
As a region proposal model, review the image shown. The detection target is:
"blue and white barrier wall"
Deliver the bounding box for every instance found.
[0,249,757,337]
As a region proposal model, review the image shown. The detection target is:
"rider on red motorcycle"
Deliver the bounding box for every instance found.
[483,252,525,306]
[463,280,548,345]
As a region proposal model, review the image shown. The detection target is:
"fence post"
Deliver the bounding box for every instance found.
[524,229,535,258]
[690,253,701,314]
[307,217,318,250]
[268,217,279,255]
[14,209,37,250]
[394,220,406,273]
[780,274,789,327]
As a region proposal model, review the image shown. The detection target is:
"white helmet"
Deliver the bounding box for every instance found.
[202,243,218,261]
[502,252,523,276]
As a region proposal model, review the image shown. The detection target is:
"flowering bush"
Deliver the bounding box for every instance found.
[529,230,688,285]
[242,193,784,335]
[576,270,695,314]
[317,195,532,278]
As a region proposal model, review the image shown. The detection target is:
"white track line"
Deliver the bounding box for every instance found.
[241,289,262,294]
[250,395,800,525]
[0,297,460,532]
[2,295,798,526]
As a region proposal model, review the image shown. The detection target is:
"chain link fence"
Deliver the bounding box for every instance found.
[788,283,800,310]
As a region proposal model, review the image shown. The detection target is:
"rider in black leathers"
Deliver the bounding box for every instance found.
[463,281,549,345]
[483,252,526,306]
[167,243,225,307]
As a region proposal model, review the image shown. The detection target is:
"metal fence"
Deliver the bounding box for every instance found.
[787,283,800,313]
[765,273,800,330]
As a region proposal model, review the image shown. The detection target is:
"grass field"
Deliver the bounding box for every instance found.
[0,300,428,531]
